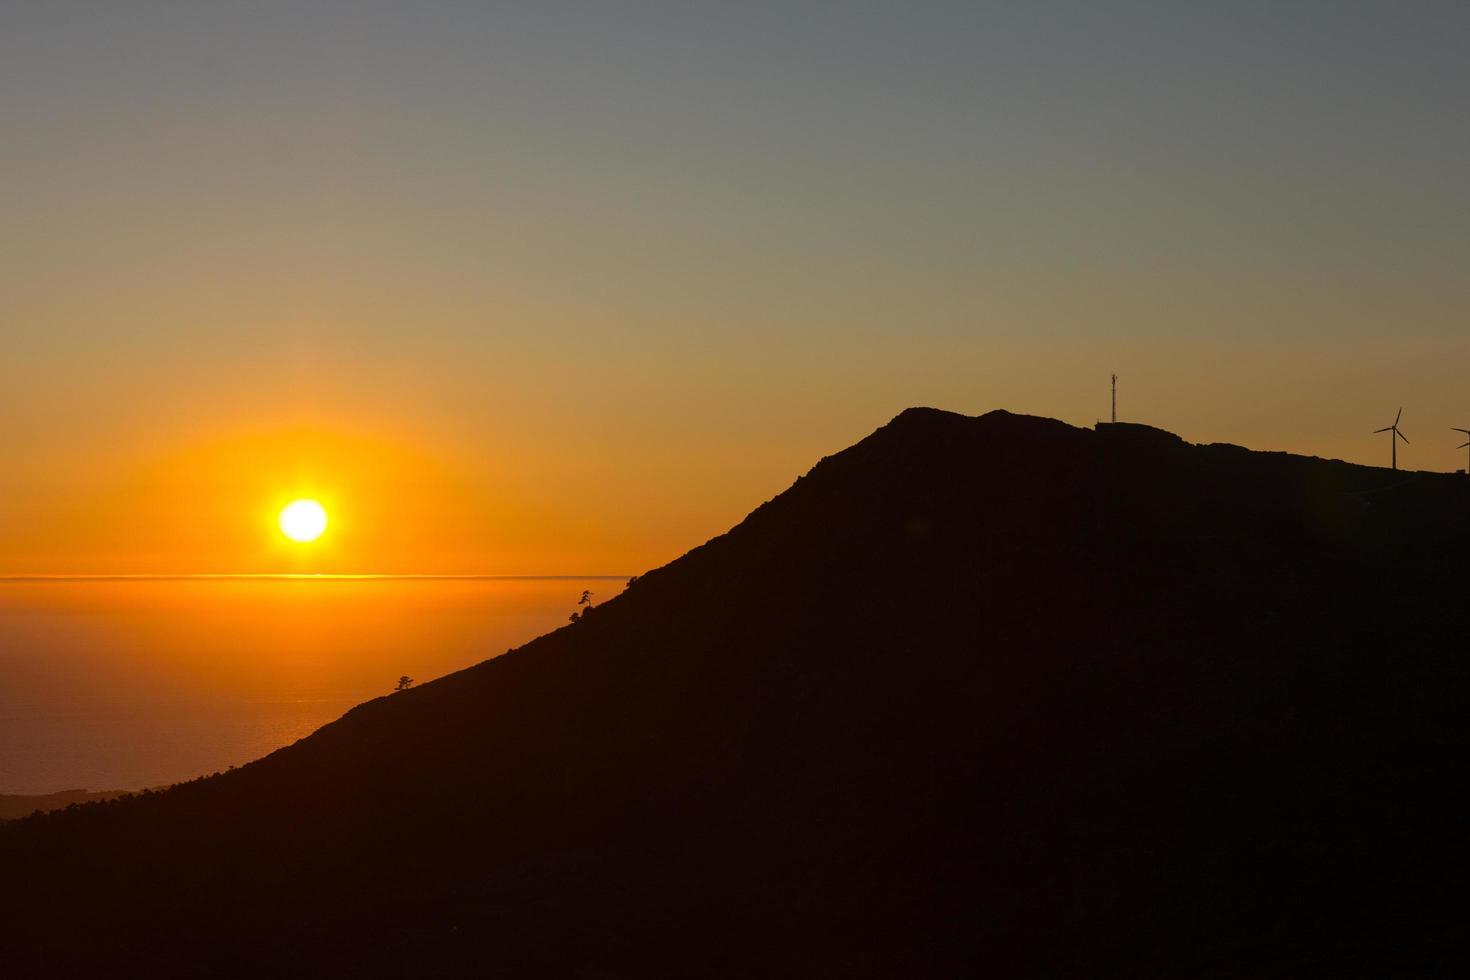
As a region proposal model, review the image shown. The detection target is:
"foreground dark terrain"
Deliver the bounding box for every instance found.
[3,409,1466,977]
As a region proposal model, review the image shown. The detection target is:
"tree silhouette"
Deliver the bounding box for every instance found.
[570,590,594,624]
[394,676,414,692]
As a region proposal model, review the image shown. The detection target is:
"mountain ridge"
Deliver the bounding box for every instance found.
[3,408,1466,977]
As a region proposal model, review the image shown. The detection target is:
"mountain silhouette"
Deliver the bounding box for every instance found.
[3,408,1467,977]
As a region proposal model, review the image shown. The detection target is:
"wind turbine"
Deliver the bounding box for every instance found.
[1374,408,1409,470]
[1454,426,1470,472]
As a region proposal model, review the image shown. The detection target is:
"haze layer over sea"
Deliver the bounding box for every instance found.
[0,576,625,795]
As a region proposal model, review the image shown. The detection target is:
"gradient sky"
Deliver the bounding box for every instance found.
[4,1,1469,574]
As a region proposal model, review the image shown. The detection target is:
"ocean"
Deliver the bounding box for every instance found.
[0,576,625,795]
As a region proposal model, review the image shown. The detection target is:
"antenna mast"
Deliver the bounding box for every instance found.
[1111,374,1117,423]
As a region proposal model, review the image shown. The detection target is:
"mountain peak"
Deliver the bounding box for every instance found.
[884,405,1076,432]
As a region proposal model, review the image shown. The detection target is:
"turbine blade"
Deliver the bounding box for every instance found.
[1454,427,1470,435]
[1397,430,1410,444]
[1396,407,1403,425]
[1460,441,1469,449]
[1373,427,1392,433]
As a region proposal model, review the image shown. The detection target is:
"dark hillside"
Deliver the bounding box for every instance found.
[3,409,1467,977]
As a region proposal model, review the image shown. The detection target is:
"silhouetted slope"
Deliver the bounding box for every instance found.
[3,409,1467,977]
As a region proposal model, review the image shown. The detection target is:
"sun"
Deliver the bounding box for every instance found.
[279,499,329,542]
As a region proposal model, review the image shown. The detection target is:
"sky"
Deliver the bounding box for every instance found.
[3,1,1469,574]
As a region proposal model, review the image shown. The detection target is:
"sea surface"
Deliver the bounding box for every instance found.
[0,576,624,795]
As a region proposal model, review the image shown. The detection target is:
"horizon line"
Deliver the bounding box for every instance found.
[0,573,636,583]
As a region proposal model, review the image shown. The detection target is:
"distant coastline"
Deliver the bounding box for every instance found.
[0,788,140,821]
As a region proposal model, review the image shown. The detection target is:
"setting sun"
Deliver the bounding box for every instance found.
[279,499,328,543]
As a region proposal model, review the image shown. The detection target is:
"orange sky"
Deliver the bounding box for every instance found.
[4,4,1469,574]
[6,329,1469,576]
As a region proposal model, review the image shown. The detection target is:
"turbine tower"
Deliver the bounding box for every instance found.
[1454,426,1470,472]
[1111,374,1117,423]
[1374,408,1410,471]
